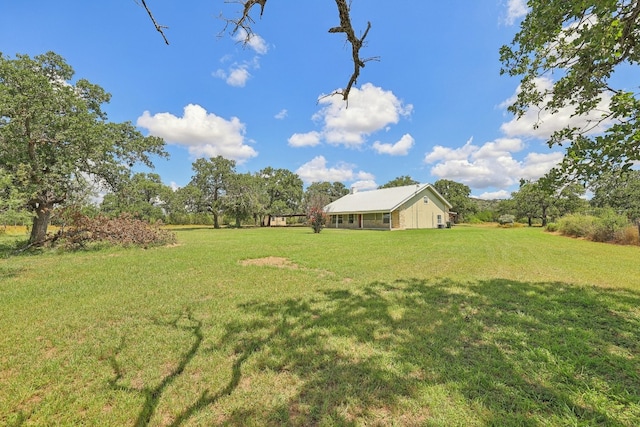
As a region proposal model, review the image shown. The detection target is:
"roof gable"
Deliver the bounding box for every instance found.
[324,184,451,213]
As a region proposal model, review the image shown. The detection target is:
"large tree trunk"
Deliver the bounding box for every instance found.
[30,202,53,244]
[213,212,220,229]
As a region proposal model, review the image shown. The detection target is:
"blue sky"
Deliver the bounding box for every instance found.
[0,1,596,199]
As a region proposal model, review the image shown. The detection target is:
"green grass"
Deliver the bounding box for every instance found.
[1,226,639,426]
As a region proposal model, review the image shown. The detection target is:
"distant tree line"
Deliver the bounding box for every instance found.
[41,156,350,229]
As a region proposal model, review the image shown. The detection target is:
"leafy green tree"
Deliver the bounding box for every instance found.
[590,170,640,222]
[223,172,260,227]
[508,179,587,226]
[0,52,166,244]
[164,185,211,225]
[379,176,419,189]
[500,1,640,182]
[554,183,588,218]
[433,179,476,223]
[101,172,171,222]
[188,156,236,228]
[304,181,349,209]
[0,169,30,227]
[511,180,554,226]
[257,167,303,226]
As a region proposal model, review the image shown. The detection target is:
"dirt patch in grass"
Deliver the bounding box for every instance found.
[239,257,299,269]
[240,257,338,281]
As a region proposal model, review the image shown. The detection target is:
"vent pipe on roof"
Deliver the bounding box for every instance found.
[350,187,358,194]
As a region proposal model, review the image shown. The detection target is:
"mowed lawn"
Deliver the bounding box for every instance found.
[1,226,639,426]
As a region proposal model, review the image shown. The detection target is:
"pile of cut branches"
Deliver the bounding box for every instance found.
[53,211,176,249]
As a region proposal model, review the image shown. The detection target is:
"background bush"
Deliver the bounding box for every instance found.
[557,210,632,243]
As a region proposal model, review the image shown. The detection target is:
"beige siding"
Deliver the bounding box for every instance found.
[391,210,400,229]
[397,190,449,229]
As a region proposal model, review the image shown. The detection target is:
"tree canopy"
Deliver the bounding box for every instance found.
[590,169,640,221]
[500,1,640,183]
[0,52,166,244]
[433,179,476,223]
[379,176,419,189]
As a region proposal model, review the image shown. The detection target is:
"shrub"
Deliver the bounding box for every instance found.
[468,210,495,223]
[589,210,629,242]
[613,225,640,246]
[557,210,631,243]
[545,222,559,232]
[557,214,596,238]
[498,214,515,227]
[307,207,327,233]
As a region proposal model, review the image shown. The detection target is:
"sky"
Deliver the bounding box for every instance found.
[0,0,601,199]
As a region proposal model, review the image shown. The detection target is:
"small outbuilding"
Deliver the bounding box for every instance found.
[324,184,452,230]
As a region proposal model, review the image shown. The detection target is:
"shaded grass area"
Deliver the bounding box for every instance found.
[1,227,639,425]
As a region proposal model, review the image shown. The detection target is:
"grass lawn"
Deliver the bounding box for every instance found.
[1,225,639,426]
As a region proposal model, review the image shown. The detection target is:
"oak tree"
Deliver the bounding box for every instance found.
[188,156,236,229]
[433,179,476,223]
[0,52,166,244]
[257,167,303,226]
[500,1,640,183]
[379,176,419,189]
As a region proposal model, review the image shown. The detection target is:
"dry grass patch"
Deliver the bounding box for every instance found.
[240,256,299,269]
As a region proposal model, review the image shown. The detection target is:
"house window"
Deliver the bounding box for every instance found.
[437,214,442,224]
[423,196,429,204]
[383,213,390,224]
[348,214,354,224]
[338,215,343,224]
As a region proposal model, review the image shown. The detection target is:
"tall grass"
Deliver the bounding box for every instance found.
[1,226,639,425]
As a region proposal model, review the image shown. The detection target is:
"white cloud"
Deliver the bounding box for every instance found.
[351,180,378,192]
[225,66,251,87]
[274,109,288,120]
[233,29,269,55]
[213,31,267,88]
[504,0,528,25]
[137,104,257,163]
[372,133,415,156]
[520,152,565,180]
[295,155,374,185]
[288,131,321,147]
[475,190,511,200]
[424,73,613,194]
[424,137,478,163]
[425,136,563,189]
[290,83,412,149]
[500,76,613,139]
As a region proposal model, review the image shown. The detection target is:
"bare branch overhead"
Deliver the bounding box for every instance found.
[142,0,375,101]
[138,0,170,45]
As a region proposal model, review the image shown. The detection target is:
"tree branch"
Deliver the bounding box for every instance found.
[327,0,375,101]
[138,0,170,45]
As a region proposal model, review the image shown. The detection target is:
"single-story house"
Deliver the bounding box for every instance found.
[324,184,453,230]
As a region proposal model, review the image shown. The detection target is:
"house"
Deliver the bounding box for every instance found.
[324,184,453,230]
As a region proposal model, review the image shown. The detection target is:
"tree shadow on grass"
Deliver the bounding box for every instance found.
[107,280,640,425]
[187,278,640,426]
[107,309,203,427]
